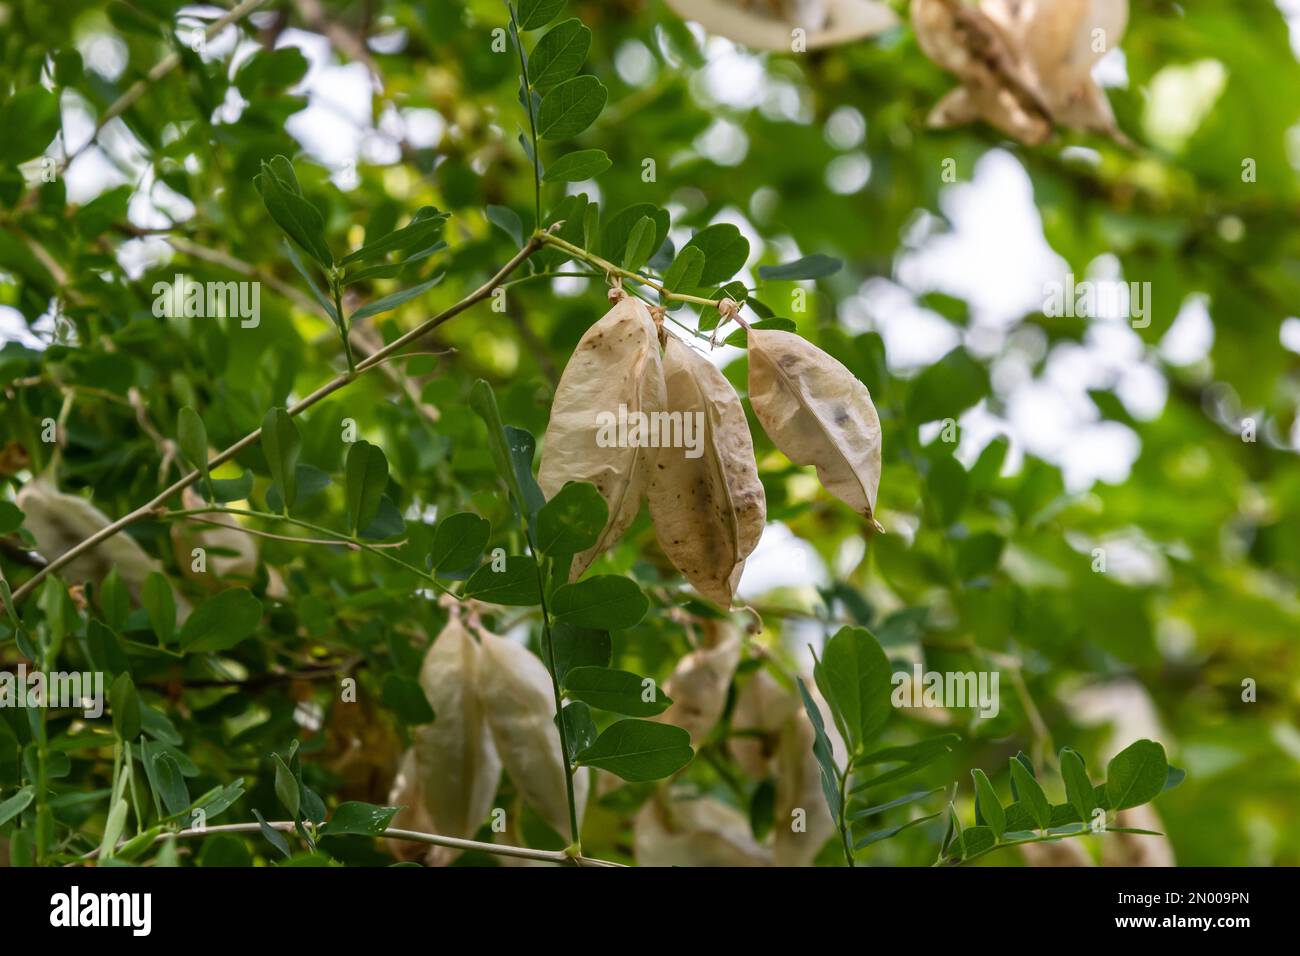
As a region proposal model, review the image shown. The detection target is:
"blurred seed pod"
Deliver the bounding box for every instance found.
[16,476,169,604]
[657,620,743,746]
[539,297,666,578]
[634,792,771,866]
[412,616,502,842]
[728,669,798,780]
[475,629,587,838]
[384,749,438,863]
[773,687,842,866]
[649,335,765,608]
[170,488,287,598]
[747,328,882,524]
[666,0,899,52]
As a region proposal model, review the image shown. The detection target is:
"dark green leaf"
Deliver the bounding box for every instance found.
[623,215,657,271]
[758,254,843,281]
[814,626,891,752]
[795,677,842,820]
[177,406,209,486]
[486,204,524,246]
[463,555,543,606]
[684,223,750,286]
[141,572,176,646]
[563,666,671,716]
[518,0,566,30]
[559,701,597,762]
[550,623,610,684]
[260,407,301,514]
[1060,748,1099,824]
[430,512,491,573]
[179,588,263,653]
[321,801,399,837]
[854,810,942,850]
[543,148,609,183]
[350,273,443,322]
[1009,757,1051,829]
[1105,739,1169,811]
[110,672,141,741]
[971,768,1005,839]
[530,19,591,93]
[575,719,692,781]
[536,481,607,556]
[538,75,607,140]
[552,576,648,629]
[345,440,389,534]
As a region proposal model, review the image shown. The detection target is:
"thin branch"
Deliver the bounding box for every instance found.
[10,238,543,605]
[80,820,624,866]
[537,232,728,309]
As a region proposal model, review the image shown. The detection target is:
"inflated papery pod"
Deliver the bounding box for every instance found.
[385,750,437,863]
[649,336,765,608]
[539,296,666,578]
[657,620,743,745]
[16,475,169,602]
[773,690,842,867]
[747,328,882,524]
[412,616,502,843]
[475,630,588,837]
[635,792,771,867]
[727,669,798,780]
[171,487,286,598]
[666,0,898,52]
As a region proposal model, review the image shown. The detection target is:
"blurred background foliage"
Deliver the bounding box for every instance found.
[1,0,1298,866]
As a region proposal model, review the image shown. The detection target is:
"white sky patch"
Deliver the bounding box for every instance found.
[1160,294,1215,366]
[694,118,750,166]
[825,153,872,194]
[694,38,765,110]
[1280,316,1300,354]
[1277,0,1300,58]
[737,522,830,598]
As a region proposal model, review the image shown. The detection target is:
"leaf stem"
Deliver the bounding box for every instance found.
[536,232,729,309]
[9,238,543,606]
[509,3,543,229]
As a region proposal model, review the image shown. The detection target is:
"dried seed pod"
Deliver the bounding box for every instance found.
[170,488,287,598]
[411,616,502,841]
[747,328,882,522]
[475,630,587,838]
[634,793,771,867]
[16,476,167,603]
[727,669,798,780]
[665,0,898,52]
[657,622,742,745]
[384,749,437,863]
[773,690,842,867]
[539,297,666,578]
[649,336,765,607]
[911,0,1128,144]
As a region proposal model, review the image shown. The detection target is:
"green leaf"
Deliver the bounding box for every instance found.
[530,19,592,93]
[100,568,129,633]
[469,381,538,537]
[758,254,843,281]
[429,512,491,573]
[552,576,648,629]
[563,666,671,716]
[321,801,399,837]
[260,407,301,514]
[179,588,263,653]
[559,701,597,762]
[486,204,524,246]
[152,752,189,816]
[551,623,610,684]
[463,555,543,606]
[345,440,389,534]
[814,626,891,752]
[662,245,706,295]
[575,719,692,781]
[542,148,610,182]
[504,426,547,527]
[0,88,60,164]
[601,203,669,265]
[971,768,1005,840]
[959,824,996,860]
[906,347,990,424]
[255,160,333,270]
[340,207,447,267]
[350,273,444,322]
[854,810,942,850]
[0,786,34,827]
[1009,757,1051,829]
[110,672,141,741]
[795,677,842,820]
[1060,748,1098,824]
[517,0,566,31]
[253,809,291,858]
[274,753,300,818]
[177,406,209,487]
[848,788,942,820]
[724,317,796,348]
[0,501,23,535]
[538,75,607,140]
[235,47,309,95]
[623,215,657,271]
[141,572,176,646]
[1105,739,1169,811]
[683,223,750,286]
[536,481,607,556]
